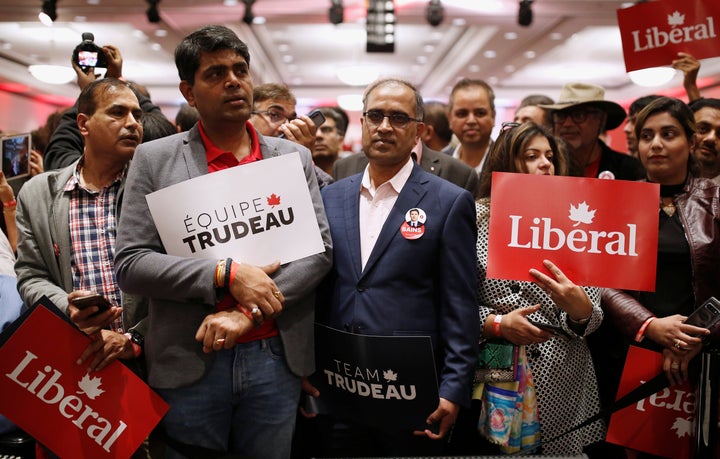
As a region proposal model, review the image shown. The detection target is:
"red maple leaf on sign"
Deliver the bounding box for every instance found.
[267,193,281,208]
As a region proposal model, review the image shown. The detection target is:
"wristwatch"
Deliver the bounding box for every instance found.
[124,329,144,348]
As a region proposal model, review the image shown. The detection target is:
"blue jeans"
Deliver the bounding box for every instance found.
[156,336,301,459]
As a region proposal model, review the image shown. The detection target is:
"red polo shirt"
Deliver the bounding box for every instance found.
[199,120,278,343]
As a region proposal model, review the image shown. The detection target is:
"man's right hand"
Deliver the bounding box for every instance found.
[67,290,122,335]
[228,261,284,320]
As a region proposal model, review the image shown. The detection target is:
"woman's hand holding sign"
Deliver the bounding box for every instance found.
[529,259,592,326]
[228,260,285,322]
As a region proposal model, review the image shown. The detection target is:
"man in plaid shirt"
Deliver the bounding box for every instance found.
[15,75,147,372]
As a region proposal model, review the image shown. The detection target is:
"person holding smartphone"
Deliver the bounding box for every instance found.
[602,97,720,389]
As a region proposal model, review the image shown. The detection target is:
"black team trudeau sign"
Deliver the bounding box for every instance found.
[310,324,439,431]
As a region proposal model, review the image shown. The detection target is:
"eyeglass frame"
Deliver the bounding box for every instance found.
[362,110,422,129]
[552,107,603,125]
[500,121,522,132]
[251,108,296,124]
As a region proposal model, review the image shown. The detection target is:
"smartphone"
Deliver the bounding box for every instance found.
[528,318,570,338]
[685,297,720,332]
[277,109,326,139]
[1,133,31,179]
[73,293,112,316]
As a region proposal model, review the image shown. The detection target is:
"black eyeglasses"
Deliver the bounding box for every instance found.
[251,109,293,124]
[363,110,421,128]
[552,108,601,125]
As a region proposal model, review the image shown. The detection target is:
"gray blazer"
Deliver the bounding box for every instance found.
[14,160,145,331]
[333,144,479,198]
[114,126,333,389]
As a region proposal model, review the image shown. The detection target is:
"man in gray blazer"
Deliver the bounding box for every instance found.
[15,77,146,371]
[333,142,479,198]
[114,25,332,459]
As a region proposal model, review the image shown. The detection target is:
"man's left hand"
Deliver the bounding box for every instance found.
[77,329,134,372]
[278,115,318,150]
[413,397,459,440]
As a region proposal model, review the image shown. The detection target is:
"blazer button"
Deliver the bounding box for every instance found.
[356,285,366,292]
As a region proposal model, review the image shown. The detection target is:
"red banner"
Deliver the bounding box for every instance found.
[607,346,693,458]
[487,173,659,291]
[0,304,168,458]
[617,0,720,72]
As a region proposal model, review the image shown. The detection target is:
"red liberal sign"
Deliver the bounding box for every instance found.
[606,346,693,458]
[487,173,659,291]
[0,304,168,458]
[617,0,720,72]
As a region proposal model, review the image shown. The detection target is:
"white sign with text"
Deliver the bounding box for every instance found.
[146,152,324,265]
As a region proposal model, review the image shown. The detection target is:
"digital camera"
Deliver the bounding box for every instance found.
[72,32,107,73]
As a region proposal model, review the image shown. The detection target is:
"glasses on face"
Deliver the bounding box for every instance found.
[363,110,421,129]
[252,109,292,124]
[552,108,601,125]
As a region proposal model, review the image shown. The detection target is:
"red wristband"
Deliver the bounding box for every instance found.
[124,333,142,358]
[634,317,656,342]
[3,199,17,208]
[493,314,503,337]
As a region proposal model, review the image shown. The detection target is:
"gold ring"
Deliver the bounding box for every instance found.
[671,363,679,369]
[215,338,225,345]
[273,290,281,299]
[251,306,260,315]
[674,340,682,350]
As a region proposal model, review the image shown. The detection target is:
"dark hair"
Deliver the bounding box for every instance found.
[142,112,177,142]
[634,97,695,143]
[314,107,347,135]
[628,94,662,117]
[423,101,452,143]
[77,78,133,117]
[478,122,567,198]
[689,97,720,113]
[253,83,296,107]
[175,25,250,85]
[449,78,495,115]
[633,96,700,176]
[516,94,554,126]
[363,78,424,121]
[175,103,199,132]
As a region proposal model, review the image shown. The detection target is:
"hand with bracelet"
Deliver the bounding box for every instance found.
[0,171,18,252]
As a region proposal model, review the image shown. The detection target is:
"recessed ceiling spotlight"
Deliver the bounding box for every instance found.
[154,29,168,37]
[504,32,518,40]
[483,50,497,58]
[550,32,563,40]
[524,50,536,59]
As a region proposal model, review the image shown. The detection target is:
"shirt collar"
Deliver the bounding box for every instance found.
[361,156,414,195]
[199,120,262,164]
[64,157,127,193]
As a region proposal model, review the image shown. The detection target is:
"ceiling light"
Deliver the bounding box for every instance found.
[337,94,363,111]
[426,0,444,27]
[329,0,344,25]
[146,0,161,23]
[518,0,533,27]
[28,64,75,84]
[628,67,677,87]
[336,66,379,86]
[39,0,57,26]
[242,0,255,25]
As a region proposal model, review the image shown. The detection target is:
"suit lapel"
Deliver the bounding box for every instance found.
[361,165,428,277]
[183,127,209,179]
[420,145,442,176]
[343,175,364,279]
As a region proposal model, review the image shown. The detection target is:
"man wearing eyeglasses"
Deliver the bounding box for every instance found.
[539,82,644,180]
[312,77,479,456]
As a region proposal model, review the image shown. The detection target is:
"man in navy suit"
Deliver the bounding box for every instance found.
[316,78,479,455]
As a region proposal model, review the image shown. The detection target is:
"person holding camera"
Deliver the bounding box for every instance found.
[43,42,164,171]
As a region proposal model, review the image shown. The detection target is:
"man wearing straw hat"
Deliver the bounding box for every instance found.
[540,82,644,181]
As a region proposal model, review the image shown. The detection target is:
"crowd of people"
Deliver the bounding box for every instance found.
[0,22,719,459]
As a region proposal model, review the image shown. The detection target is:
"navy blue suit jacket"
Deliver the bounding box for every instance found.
[318,163,479,407]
